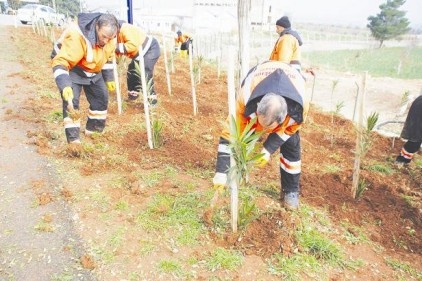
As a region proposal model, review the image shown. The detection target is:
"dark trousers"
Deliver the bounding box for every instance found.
[127,38,160,95]
[279,133,301,194]
[63,77,108,143]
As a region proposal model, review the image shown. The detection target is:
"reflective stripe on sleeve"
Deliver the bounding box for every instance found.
[102,63,114,70]
[54,68,69,79]
[118,43,125,54]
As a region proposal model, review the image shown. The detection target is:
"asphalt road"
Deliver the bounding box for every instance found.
[0,21,95,281]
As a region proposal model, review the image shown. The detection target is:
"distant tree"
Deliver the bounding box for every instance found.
[367,0,410,48]
[7,0,19,10]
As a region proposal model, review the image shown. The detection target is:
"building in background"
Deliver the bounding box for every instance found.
[83,0,287,34]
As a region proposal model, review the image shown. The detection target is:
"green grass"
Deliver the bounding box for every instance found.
[135,192,205,245]
[157,259,184,277]
[304,47,422,79]
[385,257,422,280]
[268,253,322,281]
[205,247,243,271]
[366,163,393,175]
[321,164,342,173]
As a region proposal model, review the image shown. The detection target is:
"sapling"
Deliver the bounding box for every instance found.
[227,116,264,187]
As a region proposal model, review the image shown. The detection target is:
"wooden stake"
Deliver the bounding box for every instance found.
[238,0,251,81]
[188,44,197,115]
[162,34,172,96]
[112,53,122,115]
[138,54,153,149]
[351,71,367,198]
[227,46,238,233]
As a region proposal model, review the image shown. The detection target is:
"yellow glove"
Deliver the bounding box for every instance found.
[213,172,227,194]
[106,81,116,92]
[256,148,271,168]
[62,86,73,102]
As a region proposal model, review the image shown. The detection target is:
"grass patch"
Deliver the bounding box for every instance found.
[321,164,342,173]
[385,257,422,280]
[46,109,63,123]
[205,247,243,271]
[268,253,322,280]
[304,47,422,79]
[157,259,184,277]
[135,192,205,245]
[366,163,393,175]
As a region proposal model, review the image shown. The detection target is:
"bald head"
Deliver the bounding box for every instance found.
[256,93,288,129]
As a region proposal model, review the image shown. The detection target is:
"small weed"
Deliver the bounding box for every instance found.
[152,118,163,148]
[268,253,321,280]
[34,221,54,232]
[46,109,63,123]
[91,245,115,264]
[52,272,74,281]
[205,247,243,271]
[238,199,257,229]
[366,163,393,175]
[366,112,379,131]
[322,164,342,173]
[127,272,141,281]
[385,257,421,279]
[109,227,126,248]
[400,90,410,107]
[89,190,111,211]
[115,200,129,211]
[335,101,345,115]
[392,236,408,250]
[136,192,204,245]
[157,259,183,275]
[356,178,368,199]
[39,90,57,99]
[296,228,346,267]
[139,240,156,256]
[1,98,8,103]
[140,170,165,187]
[341,222,369,245]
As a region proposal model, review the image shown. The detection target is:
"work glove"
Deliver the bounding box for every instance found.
[106,81,116,92]
[62,86,73,102]
[256,148,271,168]
[212,172,227,194]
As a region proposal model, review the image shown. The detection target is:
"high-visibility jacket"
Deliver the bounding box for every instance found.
[270,28,303,70]
[216,61,309,174]
[174,33,192,45]
[51,13,115,92]
[116,22,145,58]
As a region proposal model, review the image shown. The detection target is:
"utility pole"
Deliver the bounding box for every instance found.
[52,0,56,11]
[127,0,133,24]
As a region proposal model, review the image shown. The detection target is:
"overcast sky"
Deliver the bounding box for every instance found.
[280,0,421,27]
[86,0,422,28]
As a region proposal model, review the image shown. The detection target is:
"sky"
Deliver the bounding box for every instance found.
[279,0,422,28]
[85,0,422,28]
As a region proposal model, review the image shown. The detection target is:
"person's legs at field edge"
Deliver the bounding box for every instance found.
[83,79,108,135]
[63,83,82,143]
[279,133,301,210]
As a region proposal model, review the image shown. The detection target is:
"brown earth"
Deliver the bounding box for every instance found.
[1,26,421,280]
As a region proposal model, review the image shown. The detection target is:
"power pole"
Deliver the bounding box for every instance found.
[127,0,133,24]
